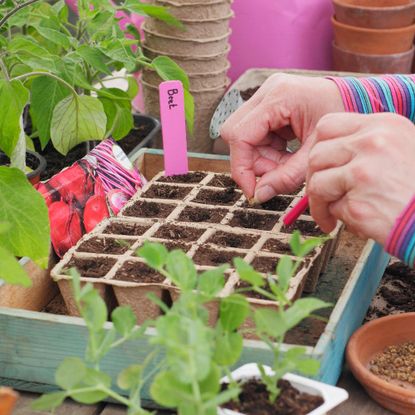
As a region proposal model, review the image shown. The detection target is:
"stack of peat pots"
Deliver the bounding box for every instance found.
[332,0,415,73]
[142,0,233,152]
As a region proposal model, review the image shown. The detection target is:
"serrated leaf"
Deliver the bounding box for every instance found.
[0,167,50,268]
[31,392,66,411]
[0,246,31,286]
[117,364,142,390]
[220,294,249,332]
[0,80,29,156]
[76,45,111,75]
[138,242,168,270]
[55,357,87,390]
[112,306,137,336]
[30,76,71,148]
[51,95,106,155]
[234,257,264,287]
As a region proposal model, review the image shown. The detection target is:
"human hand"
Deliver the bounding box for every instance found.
[220,74,345,202]
[307,112,415,245]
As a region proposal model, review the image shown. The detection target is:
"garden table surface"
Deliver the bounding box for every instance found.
[9,367,394,415]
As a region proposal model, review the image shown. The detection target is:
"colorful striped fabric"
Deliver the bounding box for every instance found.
[329,75,415,267]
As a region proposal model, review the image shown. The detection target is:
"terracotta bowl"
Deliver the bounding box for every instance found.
[332,16,415,54]
[333,42,415,73]
[346,313,415,415]
[338,0,410,7]
[333,0,415,28]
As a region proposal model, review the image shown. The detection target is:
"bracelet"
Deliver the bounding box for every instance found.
[385,195,415,268]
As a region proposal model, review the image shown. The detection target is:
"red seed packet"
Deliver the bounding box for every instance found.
[36,139,146,257]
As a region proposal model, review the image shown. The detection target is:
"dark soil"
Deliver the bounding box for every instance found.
[178,206,227,223]
[193,188,240,206]
[154,224,205,242]
[66,257,116,278]
[142,184,191,200]
[237,279,271,301]
[157,172,207,184]
[116,120,154,155]
[240,86,260,101]
[113,261,165,284]
[262,238,291,254]
[208,231,259,249]
[162,241,190,252]
[207,174,236,188]
[366,262,415,321]
[243,196,293,212]
[43,295,68,315]
[230,210,279,231]
[223,378,323,415]
[123,201,176,219]
[251,256,278,274]
[77,237,132,255]
[284,220,324,237]
[193,247,243,267]
[103,221,151,236]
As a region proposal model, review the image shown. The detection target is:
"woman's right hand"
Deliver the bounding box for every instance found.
[220,74,345,203]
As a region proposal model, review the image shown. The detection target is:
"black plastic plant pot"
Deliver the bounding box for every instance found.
[0,150,47,185]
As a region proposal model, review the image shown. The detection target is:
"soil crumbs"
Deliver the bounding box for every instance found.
[243,196,293,212]
[157,172,207,184]
[142,184,191,200]
[262,238,291,254]
[370,342,415,388]
[223,378,323,415]
[207,174,236,188]
[283,220,324,237]
[193,187,240,206]
[78,237,132,255]
[113,261,165,284]
[230,211,279,231]
[193,247,243,267]
[123,201,176,219]
[66,257,116,278]
[208,231,259,249]
[178,206,227,223]
[154,224,205,242]
[103,221,151,236]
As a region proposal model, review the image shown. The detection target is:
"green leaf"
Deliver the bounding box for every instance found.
[298,237,328,258]
[184,89,194,135]
[100,38,138,72]
[138,242,168,270]
[112,306,137,336]
[214,330,243,366]
[289,231,301,257]
[234,258,264,287]
[126,76,139,100]
[117,364,142,390]
[276,256,294,293]
[30,76,71,149]
[220,294,249,332]
[76,45,112,75]
[0,80,29,156]
[197,266,227,297]
[31,392,66,411]
[79,289,108,332]
[254,308,285,338]
[0,167,50,268]
[50,95,106,155]
[55,357,87,390]
[152,56,189,91]
[71,368,111,404]
[150,371,192,408]
[295,358,320,376]
[166,250,197,290]
[0,246,31,287]
[34,25,71,49]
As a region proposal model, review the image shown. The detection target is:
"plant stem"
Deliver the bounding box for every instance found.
[0,0,41,28]
[0,57,9,81]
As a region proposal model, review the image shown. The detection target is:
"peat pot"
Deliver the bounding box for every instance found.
[154,0,233,20]
[347,313,415,415]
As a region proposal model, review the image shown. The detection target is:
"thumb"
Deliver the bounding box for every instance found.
[253,140,312,202]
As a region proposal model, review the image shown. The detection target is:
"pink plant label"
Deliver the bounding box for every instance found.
[159,80,189,176]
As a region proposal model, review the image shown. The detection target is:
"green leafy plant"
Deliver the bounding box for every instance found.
[0,0,193,168]
[233,231,332,402]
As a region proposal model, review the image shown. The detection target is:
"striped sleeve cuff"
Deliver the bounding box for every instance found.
[328,75,415,121]
[385,195,415,268]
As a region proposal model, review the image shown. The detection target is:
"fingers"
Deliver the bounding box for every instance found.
[315,113,367,142]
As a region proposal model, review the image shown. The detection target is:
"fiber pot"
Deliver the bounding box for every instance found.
[346,0,411,5]
[218,364,349,415]
[333,0,415,29]
[0,150,46,185]
[347,313,415,415]
[155,0,232,20]
[333,42,415,73]
[143,24,231,56]
[332,16,415,54]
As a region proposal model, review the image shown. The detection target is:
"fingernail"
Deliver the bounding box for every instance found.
[254,185,275,203]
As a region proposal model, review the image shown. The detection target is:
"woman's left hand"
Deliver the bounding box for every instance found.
[307,112,415,245]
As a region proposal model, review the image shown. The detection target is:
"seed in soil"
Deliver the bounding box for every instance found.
[103,221,151,236]
[222,378,323,415]
[242,196,293,211]
[123,201,176,219]
[370,342,415,388]
[193,247,243,267]
[192,188,241,206]
[113,261,165,284]
[157,171,207,184]
[65,257,116,278]
[284,220,324,237]
[229,210,279,231]
[207,231,259,249]
[207,174,236,188]
[77,237,133,255]
[178,206,228,223]
[142,184,191,200]
[262,238,291,254]
[154,224,205,242]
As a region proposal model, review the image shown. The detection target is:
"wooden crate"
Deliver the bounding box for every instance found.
[0,149,389,402]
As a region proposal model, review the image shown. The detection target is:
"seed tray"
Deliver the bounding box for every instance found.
[51,170,341,325]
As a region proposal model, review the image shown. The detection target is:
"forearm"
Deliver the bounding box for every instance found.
[386,195,415,268]
[329,75,415,121]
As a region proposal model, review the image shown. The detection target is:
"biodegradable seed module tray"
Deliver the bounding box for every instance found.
[51,171,340,324]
